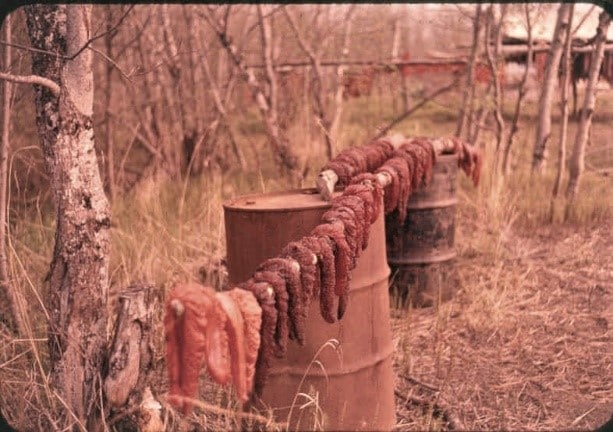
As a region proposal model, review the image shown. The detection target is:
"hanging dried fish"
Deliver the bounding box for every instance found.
[350,173,385,224]
[451,137,482,186]
[410,142,434,186]
[252,270,289,358]
[257,257,306,346]
[336,149,368,174]
[392,147,415,189]
[386,157,411,224]
[280,241,318,310]
[343,183,377,224]
[398,143,425,189]
[215,291,247,403]
[300,235,337,323]
[375,164,400,214]
[331,195,369,250]
[367,138,395,170]
[237,279,276,397]
[412,138,436,186]
[312,221,353,318]
[226,288,262,401]
[164,283,229,414]
[322,207,361,265]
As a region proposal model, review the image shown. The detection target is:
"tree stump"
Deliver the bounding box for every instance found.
[104,283,163,431]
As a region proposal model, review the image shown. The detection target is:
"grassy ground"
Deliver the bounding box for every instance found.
[0,84,612,430]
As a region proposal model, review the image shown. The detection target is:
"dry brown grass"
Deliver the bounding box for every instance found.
[391,215,612,431]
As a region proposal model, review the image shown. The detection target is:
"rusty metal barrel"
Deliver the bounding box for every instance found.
[224,189,396,431]
[386,153,458,307]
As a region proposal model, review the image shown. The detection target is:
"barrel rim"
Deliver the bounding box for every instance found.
[223,188,332,213]
[388,250,457,264]
[407,197,458,210]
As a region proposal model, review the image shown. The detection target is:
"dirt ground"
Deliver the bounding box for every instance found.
[392,220,612,431]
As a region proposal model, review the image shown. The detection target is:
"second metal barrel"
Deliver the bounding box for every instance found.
[386,153,458,307]
[224,189,396,431]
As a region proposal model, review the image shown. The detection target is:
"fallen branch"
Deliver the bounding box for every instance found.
[401,374,441,392]
[394,389,464,431]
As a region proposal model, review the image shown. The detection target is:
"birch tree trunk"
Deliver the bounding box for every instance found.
[25,5,111,430]
[502,4,534,175]
[549,5,574,222]
[456,4,483,140]
[329,6,355,146]
[532,4,573,173]
[565,11,611,206]
[484,3,507,168]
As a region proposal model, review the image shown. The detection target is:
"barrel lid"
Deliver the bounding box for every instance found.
[223,188,331,213]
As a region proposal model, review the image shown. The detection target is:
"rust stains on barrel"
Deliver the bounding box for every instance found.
[224,189,396,431]
[386,153,458,307]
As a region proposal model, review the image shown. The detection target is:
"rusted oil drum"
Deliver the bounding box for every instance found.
[386,153,458,307]
[224,189,396,431]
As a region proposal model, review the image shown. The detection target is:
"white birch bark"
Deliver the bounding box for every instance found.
[532,4,573,173]
[565,12,611,202]
[549,5,575,221]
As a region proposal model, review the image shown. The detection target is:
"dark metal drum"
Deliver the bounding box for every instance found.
[386,153,458,307]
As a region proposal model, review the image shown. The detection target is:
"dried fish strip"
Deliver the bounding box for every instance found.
[399,144,425,189]
[350,173,385,224]
[280,241,318,310]
[312,221,353,300]
[331,195,369,250]
[215,291,247,402]
[226,288,262,400]
[376,164,401,214]
[386,157,411,224]
[322,208,360,266]
[238,279,277,397]
[164,283,228,414]
[412,138,437,185]
[257,258,306,346]
[412,143,432,186]
[336,149,368,174]
[252,270,289,358]
[300,235,337,323]
[343,183,377,224]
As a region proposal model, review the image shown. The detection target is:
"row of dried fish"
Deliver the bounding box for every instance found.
[237,177,384,397]
[164,135,482,413]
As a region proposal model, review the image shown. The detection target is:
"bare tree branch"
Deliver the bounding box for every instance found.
[0,71,60,96]
[65,5,135,60]
[372,76,461,141]
[0,39,61,58]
